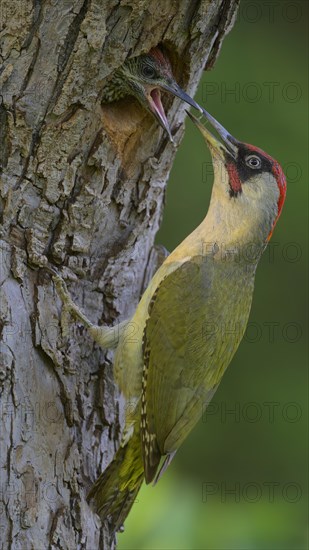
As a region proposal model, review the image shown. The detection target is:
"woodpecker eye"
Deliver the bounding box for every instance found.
[245,155,262,169]
[142,65,156,79]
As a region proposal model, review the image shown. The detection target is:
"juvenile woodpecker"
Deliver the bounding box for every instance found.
[102,46,202,141]
[53,110,286,531]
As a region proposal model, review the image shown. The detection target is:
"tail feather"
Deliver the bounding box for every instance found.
[87,440,144,533]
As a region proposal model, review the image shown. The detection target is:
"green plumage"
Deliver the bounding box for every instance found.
[87,434,144,532]
[141,255,254,482]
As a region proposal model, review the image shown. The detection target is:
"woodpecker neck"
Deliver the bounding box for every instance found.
[170,181,275,270]
[198,195,267,265]
[168,204,267,271]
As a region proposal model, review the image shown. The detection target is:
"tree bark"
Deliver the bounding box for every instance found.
[0,1,239,548]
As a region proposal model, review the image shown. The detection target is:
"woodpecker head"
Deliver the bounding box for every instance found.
[187,109,287,243]
[105,47,202,142]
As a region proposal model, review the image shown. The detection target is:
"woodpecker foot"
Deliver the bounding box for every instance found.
[52,272,130,349]
[52,274,92,338]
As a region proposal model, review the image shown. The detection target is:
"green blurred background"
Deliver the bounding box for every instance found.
[119,1,308,548]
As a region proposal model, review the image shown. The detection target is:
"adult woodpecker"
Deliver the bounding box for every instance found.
[102,46,202,141]
[53,110,286,532]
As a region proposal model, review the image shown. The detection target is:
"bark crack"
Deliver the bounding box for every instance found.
[206,0,240,69]
[18,37,41,100]
[21,0,44,51]
[0,103,11,171]
[57,0,90,74]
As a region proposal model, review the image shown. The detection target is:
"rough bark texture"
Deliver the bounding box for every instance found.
[0,1,239,548]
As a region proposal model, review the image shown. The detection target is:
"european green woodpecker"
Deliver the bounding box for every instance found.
[53,109,286,532]
[102,46,202,141]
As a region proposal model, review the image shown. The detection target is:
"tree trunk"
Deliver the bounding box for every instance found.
[0,1,239,547]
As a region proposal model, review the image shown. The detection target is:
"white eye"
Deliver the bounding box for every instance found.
[245,155,262,169]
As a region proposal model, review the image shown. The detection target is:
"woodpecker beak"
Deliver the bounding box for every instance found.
[186,109,238,160]
[160,82,203,114]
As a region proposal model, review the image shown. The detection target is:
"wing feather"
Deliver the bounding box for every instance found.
[141,257,218,481]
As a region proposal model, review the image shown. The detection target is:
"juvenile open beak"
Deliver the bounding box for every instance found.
[186,109,238,160]
[148,88,174,142]
[148,83,202,143]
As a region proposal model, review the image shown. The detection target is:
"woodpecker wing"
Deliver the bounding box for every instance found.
[141,256,219,483]
[141,255,253,484]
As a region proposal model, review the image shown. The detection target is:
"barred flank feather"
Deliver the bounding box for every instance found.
[140,350,161,484]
